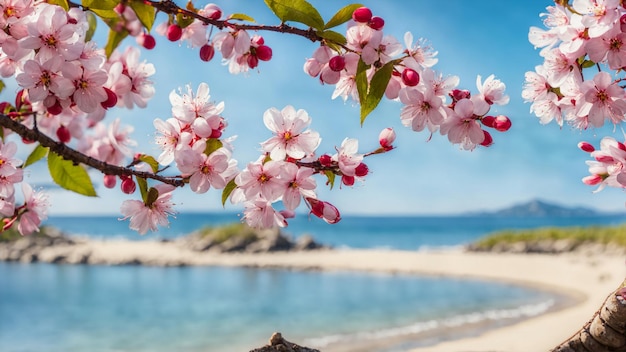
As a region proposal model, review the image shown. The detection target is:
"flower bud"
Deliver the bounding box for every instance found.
[354,163,369,177]
[103,174,117,189]
[450,89,471,101]
[493,115,511,132]
[352,7,372,23]
[341,175,355,186]
[306,197,341,224]
[379,127,396,149]
[328,56,346,72]
[137,33,156,50]
[56,125,71,144]
[101,87,118,109]
[200,44,215,62]
[166,24,182,42]
[481,115,495,128]
[256,45,273,61]
[368,16,385,30]
[401,68,419,86]
[577,141,595,153]
[121,177,136,194]
[319,154,332,167]
[480,130,493,147]
[247,54,259,69]
[582,174,603,186]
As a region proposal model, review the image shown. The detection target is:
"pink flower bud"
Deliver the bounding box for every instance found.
[595,154,615,163]
[247,54,259,69]
[480,130,493,147]
[306,198,341,224]
[352,7,372,23]
[582,174,603,185]
[493,115,511,132]
[577,141,595,153]
[200,44,215,62]
[450,89,471,101]
[328,56,346,72]
[166,24,182,42]
[121,178,136,194]
[354,163,369,177]
[319,154,332,167]
[401,68,419,86]
[103,174,117,189]
[379,127,396,149]
[137,33,156,50]
[368,16,385,30]
[341,175,355,186]
[481,115,495,128]
[46,100,63,115]
[101,87,118,109]
[256,45,273,61]
[56,125,71,144]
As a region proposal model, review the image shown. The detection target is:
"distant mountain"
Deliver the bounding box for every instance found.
[473,199,611,217]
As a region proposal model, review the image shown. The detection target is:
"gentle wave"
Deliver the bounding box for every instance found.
[304,299,555,348]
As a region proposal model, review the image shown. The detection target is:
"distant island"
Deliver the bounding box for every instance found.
[468,199,624,217]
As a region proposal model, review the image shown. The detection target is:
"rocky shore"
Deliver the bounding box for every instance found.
[0,225,329,266]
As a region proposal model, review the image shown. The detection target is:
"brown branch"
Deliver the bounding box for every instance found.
[0,115,185,187]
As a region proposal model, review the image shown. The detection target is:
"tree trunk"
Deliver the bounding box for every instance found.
[552,282,626,351]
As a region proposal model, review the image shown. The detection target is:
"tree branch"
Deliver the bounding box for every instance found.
[0,115,185,187]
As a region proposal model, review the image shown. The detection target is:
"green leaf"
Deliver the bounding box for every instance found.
[581,60,595,69]
[145,187,159,207]
[324,3,363,29]
[47,152,97,197]
[221,179,237,206]
[324,170,336,190]
[23,145,49,168]
[204,138,223,156]
[104,28,128,57]
[136,176,148,203]
[355,58,369,106]
[48,0,69,10]
[137,154,159,173]
[229,13,256,22]
[85,12,98,42]
[176,13,195,29]
[82,0,117,10]
[0,79,5,95]
[264,0,324,30]
[317,30,347,46]
[129,1,156,31]
[360,61,394,124]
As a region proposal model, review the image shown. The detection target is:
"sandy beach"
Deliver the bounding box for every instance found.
[13,238,626,351]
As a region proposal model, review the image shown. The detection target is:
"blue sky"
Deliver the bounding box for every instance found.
[14,1,626,216]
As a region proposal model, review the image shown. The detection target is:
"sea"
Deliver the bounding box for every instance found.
[1,212,626,352]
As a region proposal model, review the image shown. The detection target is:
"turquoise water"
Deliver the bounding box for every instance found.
[1,213,624,351]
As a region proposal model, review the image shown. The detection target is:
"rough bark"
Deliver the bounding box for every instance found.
[552,281,626,352]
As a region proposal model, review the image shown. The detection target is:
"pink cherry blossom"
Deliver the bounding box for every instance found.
[439,98,485,150]
[577,71,626,127]
[403,32,438,69]
[572,0,620,38]
[281,163,316,211]
[476,74,509,106]
[17,183,49,236]
[241,197,287,228]
[109,46,155,109]
[333,138,363,177]
[18,4,84,61]
[399,87,445,133]
[169,82,221,123]
[62,62,108,113]
[154,118,183,166]
[16,56,74,102]
[260,105,321,161]
[120,184,176,235]
[177,143,234,193]
[235,160,289,202]
[585,27,626,70]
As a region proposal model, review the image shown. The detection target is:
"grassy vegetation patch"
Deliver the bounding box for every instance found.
[472,224,626,250]
[197,223,258,244]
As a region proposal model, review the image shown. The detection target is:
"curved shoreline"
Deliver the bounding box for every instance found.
[3,237,624,351]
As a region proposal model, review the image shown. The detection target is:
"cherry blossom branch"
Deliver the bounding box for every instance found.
[0,114,185,187]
